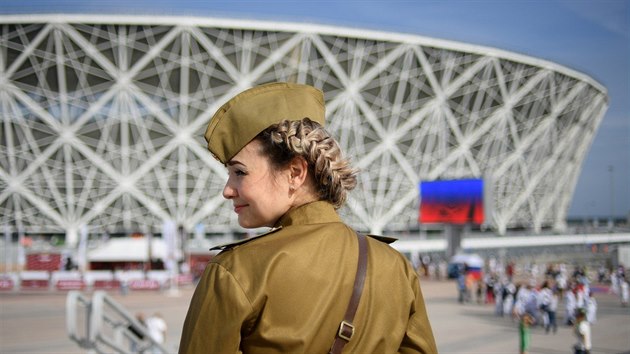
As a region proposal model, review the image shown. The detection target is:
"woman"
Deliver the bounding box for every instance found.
[179,82,436,354]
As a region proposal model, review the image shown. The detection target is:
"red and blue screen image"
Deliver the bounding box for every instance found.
[419,179,484,225]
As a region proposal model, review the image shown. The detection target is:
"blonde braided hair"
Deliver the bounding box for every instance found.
[255,118,357,209]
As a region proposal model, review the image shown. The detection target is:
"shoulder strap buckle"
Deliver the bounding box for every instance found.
[337,320,355,341]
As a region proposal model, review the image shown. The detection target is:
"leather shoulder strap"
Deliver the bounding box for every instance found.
[329,232,368,354]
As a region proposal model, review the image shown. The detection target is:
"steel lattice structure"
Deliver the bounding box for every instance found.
[0,15,608,244]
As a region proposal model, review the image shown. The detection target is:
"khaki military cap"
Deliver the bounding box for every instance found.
[204,82,326,164]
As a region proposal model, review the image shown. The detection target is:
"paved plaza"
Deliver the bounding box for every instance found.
[1,279,629,353]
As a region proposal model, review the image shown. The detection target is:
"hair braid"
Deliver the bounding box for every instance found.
[257,118,357,209]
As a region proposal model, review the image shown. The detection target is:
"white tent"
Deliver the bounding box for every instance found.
[88,238,182,262]
[450,253,484,268]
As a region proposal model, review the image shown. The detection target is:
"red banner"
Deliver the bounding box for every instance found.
[128,279,161,290]
[0,278,14,290]
[93,280,121,289]
[56,279,85,291]
[21,279,49,289]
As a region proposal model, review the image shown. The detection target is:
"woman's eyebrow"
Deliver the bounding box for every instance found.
[226,160,243,167]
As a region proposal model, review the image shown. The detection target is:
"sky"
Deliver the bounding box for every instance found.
[1,0,628,219]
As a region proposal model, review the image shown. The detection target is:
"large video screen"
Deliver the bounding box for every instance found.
[419,179,484,225]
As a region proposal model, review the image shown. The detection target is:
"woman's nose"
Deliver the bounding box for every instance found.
[222,182,237,199]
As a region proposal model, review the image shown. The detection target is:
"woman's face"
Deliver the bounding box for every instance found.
[222,139,292,228]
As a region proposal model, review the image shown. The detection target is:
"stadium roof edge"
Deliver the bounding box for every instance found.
[0,13,608,96]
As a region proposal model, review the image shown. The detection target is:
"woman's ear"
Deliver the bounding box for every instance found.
[288,156,309,188]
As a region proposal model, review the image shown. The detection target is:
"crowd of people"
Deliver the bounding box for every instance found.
[444,259,629,354]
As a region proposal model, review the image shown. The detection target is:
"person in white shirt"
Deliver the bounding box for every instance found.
[565,284,577,325]
[514,283,531,318]
[146,312,167,354]
[539,281,558,333]
[503,281,516,318]
[573,308,591,354]
[586,291,597,324]
[621,279,629,307]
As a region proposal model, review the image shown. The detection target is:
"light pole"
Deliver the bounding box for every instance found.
[608,165,614,228]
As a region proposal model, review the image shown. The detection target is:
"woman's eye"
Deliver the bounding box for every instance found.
[227,164,247,177]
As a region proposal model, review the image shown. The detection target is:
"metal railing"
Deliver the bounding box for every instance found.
[67,290,170,353]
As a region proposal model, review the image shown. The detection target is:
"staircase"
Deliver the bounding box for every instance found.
[66,290,170,353]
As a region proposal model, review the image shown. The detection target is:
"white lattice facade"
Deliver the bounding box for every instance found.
[0,15,608,244]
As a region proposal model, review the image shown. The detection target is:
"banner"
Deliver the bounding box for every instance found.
[419,179,485,225]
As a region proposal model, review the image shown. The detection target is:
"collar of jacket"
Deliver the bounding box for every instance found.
[275,201,397,244]
[274,200,341,228]
[210,201,396,251]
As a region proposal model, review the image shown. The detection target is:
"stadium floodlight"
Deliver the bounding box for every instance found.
[0,15,608,244]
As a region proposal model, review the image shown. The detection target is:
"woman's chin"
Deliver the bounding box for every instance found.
[237,217,260,229]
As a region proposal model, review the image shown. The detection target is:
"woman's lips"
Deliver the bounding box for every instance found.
[234,204,247,213]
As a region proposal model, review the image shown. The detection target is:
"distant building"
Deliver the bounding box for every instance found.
[0,15,608,244]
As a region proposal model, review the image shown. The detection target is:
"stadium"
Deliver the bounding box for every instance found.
[0,14,609,246]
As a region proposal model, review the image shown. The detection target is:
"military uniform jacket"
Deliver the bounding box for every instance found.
[179,201,437,354]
